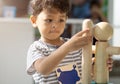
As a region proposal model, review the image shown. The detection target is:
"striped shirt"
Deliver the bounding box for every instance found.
[26,38,82,84]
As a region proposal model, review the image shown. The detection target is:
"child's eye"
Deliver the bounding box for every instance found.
[59,19,65,22]
[45,19,53,23]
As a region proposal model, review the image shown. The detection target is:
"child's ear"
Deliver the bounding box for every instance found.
[30,15,37,28]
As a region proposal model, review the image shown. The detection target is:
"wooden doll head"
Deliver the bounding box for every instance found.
[93,22,113,41]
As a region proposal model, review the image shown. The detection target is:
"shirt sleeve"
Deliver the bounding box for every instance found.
[26,41,45,75]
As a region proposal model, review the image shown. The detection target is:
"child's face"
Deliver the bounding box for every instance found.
[31,8,67,40]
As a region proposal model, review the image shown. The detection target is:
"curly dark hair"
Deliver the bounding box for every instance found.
[30,0,71,16]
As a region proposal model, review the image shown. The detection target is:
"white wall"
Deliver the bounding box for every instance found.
[112,0,120,59]
[0,18,34,84]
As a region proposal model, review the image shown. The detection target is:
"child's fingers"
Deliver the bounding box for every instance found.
[75,28,90,36]
[107,57,113,64]
[92,57,113,72]
[107,57,113,71]
[92,57,95,65]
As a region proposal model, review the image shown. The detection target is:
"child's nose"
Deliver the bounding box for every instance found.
[52,23,58,28]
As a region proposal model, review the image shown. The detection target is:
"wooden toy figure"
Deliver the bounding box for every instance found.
[82,19,120,84]
[82,19,93,84]
[93,22,120,84]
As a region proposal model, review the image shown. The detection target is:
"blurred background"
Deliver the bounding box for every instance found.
[0,0,120,84]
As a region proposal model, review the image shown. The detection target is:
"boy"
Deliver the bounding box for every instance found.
[26,0,112,84]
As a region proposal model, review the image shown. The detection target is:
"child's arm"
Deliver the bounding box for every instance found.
[34,29,92,75]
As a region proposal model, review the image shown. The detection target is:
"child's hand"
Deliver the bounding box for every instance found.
[92,56,113,72]
[107,57,113,71]
[66,29,92,51]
